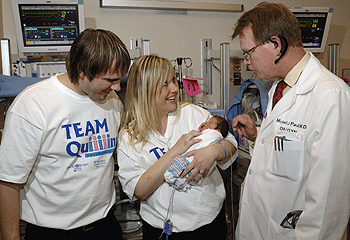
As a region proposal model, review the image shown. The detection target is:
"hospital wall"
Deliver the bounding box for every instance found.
[1,0,349,106]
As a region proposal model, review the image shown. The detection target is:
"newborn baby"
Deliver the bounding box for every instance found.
[165,116,229,191]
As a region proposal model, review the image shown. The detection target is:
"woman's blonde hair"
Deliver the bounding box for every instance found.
[119,55,180,148]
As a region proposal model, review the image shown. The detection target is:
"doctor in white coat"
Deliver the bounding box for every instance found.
[231,2,350,240]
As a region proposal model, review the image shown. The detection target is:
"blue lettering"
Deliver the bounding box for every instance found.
[89,137,94,151]
[160,148,166,155]
[61,124,72,139]
[95,118,108,134]
[66,141,82,157]
[111,137,116,148]
[107,134,111,148]
[149,147,161,159]
[98,135,103,149]
[62,119,109,139]
[85,121,95,135]
[81,143,89,153]
[73,123,84,138]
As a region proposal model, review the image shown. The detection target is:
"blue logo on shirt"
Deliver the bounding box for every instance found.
[61,118,116,158]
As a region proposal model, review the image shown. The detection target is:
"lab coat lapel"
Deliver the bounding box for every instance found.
[263,86,297,127]
[262,52,321,129]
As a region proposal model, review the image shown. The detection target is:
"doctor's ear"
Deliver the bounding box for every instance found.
[269,36,279,49]
[269,39,278,48]
[269,35,288,64]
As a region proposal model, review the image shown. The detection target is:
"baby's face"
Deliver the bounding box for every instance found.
[199,118,219,132]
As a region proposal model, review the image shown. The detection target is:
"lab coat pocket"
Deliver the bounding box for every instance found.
[267,217,294,240]
[270,138,304,181]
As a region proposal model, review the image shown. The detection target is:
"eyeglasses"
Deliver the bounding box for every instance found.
[280,210,303,229]
[242,40,267,61]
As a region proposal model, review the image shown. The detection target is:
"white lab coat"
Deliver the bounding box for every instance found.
[236,52,350,240]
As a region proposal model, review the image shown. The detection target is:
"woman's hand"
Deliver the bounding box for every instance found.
[134,130,202,200]
[168,130,202,157]
[180,143,218,183]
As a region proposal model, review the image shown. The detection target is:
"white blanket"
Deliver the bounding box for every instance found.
[164,129,223,191]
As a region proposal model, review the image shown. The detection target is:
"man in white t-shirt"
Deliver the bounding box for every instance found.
[0,29,130,240]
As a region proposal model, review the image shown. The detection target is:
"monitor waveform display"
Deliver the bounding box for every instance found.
[294,13,328,47]
[19,4,79,47]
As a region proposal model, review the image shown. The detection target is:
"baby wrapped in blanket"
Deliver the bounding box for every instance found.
[164,116,229,191]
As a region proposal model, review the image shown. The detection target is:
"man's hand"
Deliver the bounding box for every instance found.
[232,114,258,141]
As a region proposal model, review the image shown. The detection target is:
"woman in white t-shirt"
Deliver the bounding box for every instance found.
[117,55,238,240]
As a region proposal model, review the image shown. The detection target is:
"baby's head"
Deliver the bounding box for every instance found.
[199,116,229,138]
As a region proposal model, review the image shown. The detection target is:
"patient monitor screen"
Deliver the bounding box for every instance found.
[294,12,329,49]
[17,4,80,47]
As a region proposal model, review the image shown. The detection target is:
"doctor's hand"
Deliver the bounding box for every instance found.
[232,114,258,141]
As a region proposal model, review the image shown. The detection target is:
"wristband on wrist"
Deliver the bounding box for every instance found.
[217,142,226,161]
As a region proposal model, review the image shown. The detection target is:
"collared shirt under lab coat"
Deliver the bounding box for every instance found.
[236,52,350,240]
